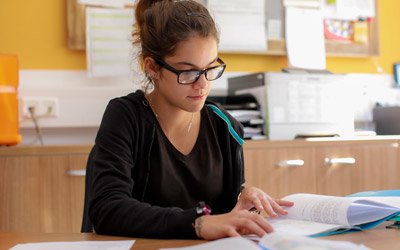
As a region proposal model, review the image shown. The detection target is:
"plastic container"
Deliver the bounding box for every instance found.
[0,54,22,146]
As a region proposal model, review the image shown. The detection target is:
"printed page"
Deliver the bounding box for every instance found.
[281,193,353,225]
[267,218,349,236]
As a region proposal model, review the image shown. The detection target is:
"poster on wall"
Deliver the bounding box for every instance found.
[85,7,136,78]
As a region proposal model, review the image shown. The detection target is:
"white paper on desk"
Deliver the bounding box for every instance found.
[86,7,136,78]
[260,232,370,250]
[208,0,267,52]
[9,240,135,250]
[285,7,326,70]
[160,237,259,250]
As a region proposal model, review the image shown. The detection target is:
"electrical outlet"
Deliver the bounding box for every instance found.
[40,98,59,117]
[21,98,40,118]
[21,97,59,118]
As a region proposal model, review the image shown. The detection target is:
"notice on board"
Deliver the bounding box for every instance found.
[85,7,135,78]
[285,7,326,70]
[208,0,267,52]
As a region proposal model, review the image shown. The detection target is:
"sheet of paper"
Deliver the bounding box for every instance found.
[285,7,326,70]
[208,0,267,52]
[283,0,320,8]
[259,232,370,250]
[86,7,135,77]
[160,237,258,250]
[78,0,126,8]
[267,218,348,236]
[336,0,375,20]
[10,240,135,250]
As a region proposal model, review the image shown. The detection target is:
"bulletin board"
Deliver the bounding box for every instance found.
[67,0,379,57]
[66,0,134,50]
[67,0,86,50]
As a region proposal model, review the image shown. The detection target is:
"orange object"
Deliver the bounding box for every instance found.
[0,54,22,146]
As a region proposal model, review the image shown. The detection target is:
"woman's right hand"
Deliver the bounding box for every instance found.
[194,210,273,240]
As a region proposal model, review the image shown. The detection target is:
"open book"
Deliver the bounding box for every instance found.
[268,193,400,237]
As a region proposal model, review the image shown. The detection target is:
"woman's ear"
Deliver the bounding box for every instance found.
[143,57,159,80]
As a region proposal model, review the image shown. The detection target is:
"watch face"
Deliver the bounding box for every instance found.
[196,206,203,215]
[196,202,211,216]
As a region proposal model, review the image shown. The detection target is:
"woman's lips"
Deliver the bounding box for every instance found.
[188,95,204,101]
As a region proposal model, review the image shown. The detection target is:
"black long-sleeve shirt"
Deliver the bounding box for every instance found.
[89,90,244,238]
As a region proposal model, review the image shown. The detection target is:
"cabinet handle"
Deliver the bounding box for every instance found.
[275,160,304,167]
[66,169,86,176]
[324,157,356,166]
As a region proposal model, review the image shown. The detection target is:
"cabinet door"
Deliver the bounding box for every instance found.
[315,142,400,196]
[244,146,316,198]
[0,154,87,232]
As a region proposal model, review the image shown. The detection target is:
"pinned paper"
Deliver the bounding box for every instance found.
[285,7,326,70]
[208,0,267,52]
[78,0,126,8]
[85,7,135,77]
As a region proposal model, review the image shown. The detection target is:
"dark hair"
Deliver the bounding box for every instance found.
[133,0,219,62]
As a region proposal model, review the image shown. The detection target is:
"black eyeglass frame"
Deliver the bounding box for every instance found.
[153,57,226,85]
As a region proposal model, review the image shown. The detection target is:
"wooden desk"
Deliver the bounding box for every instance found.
[1,226,399,250]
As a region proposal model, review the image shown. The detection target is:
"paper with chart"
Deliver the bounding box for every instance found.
[86,7,135,77]
[208,0,267,52]
[78,0,134,8]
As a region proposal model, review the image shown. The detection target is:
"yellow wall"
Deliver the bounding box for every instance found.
[1,1,399,74]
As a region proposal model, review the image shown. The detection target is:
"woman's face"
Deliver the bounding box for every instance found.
[154,35,219,113]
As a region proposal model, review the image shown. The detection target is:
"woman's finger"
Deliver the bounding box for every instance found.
[275,199,295,207]
[260,196,277,217]
[234,217,268,237]
[252,213,274,233]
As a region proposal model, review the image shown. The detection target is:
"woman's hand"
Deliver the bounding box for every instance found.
[233,186,294,218]
[195,210,273,240]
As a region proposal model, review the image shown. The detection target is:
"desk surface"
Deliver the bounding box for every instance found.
[1,226,399,250]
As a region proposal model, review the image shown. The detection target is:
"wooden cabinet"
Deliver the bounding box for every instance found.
[315,140,400,196]
[243,137,400,198]
[244,140,317,198]
[0,146,91,233]
[1,138,399,232]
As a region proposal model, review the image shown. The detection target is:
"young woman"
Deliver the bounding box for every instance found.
[88,0,293,240]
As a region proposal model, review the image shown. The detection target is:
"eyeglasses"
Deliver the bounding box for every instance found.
[153,57,226,85]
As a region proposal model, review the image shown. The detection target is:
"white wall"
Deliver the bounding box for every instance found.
[17,70,238,145]
[16,70,400,146]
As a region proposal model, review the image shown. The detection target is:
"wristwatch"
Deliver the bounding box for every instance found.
[195,201,211,217]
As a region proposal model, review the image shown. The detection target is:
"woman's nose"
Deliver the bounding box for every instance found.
[192,73,208,89]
